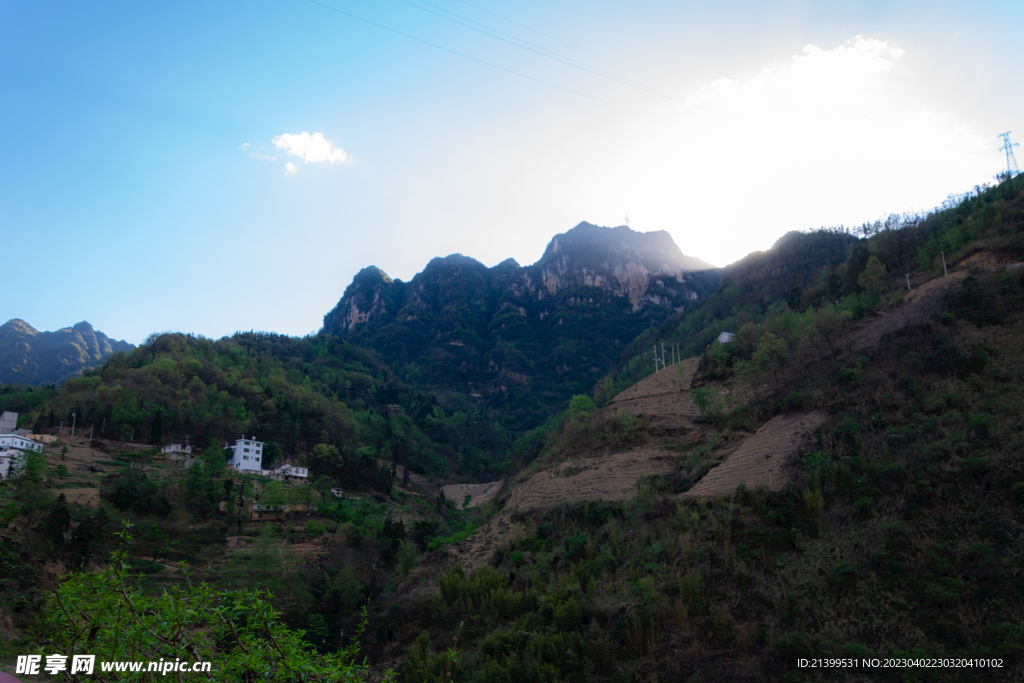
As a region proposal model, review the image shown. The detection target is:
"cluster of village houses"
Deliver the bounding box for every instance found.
[1,411,336,523]
[161,436,309,482]
[0,411,46,480]
[0,409,311,487]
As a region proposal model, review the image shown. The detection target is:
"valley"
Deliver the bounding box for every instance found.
[3,176,1024,681]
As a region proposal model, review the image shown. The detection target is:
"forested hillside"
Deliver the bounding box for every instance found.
[3,176,1024,682]
[26,331,511,481]
[379,174,1024,682]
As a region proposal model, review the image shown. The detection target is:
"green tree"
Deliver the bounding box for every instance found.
[181,458,221,519]
[813,307,851,359]
[752,332,788,395]
[568,394,595,419]
[40,525,390,682]
[313,443,342,470]
[39,493,72,557]
[857,255,888,295]
[201,442,227,478]
[150,408,163,445]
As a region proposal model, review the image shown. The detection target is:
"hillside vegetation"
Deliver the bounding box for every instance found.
[25,331,512,482]
[2,175,1024,682]
[382,175,1024,682]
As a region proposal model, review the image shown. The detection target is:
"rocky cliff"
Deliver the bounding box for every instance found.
[0,319,135,385]
[322,223,720,426]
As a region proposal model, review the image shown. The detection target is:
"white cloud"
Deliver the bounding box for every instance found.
[238,142,251,151]
[272,132,347,165]
[682,37,903,116]
[560,35,995,267]
[284,162,298,175]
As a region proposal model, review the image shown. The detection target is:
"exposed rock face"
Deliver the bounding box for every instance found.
[323,267,403,334]
[0,319,135,385]
[533,223,716,310]
[321,223,721,425]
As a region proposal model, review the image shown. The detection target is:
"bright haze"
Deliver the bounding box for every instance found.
[3,0,1021,345]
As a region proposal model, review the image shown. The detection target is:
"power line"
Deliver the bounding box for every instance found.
[394,0,684,102]
[447,0,687,89]
[303,0,680,123]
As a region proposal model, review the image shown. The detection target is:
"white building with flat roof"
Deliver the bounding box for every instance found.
[0,432,40,480]
[265,463,308,481]
[227,436,263,472]
[0,434,43,454]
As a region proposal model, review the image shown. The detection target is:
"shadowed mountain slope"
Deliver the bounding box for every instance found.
[322,223,721,427]
[0,319,135,386]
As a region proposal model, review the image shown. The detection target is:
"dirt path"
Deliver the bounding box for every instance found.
[680,411,829,497]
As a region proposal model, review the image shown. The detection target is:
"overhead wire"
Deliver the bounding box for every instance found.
[447,0,688,89]
[302,0,681,123]
[393,0,684,103]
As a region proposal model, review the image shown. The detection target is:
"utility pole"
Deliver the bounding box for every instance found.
[71,412,76,438]
[768,468,774,492]
[653,345,659,373]
[89,424,93,440]
[941,252,947,276]
[998,132,1020,179]
[905,274,912,292]
[59,421,64,436]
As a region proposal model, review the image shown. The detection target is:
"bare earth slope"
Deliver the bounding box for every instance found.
[604,356,701,431]
[851,271,968,350]
[681,411,829,497]
[852,260,1024,350]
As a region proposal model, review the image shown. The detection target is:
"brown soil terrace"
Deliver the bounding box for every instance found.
[680,411,829,497]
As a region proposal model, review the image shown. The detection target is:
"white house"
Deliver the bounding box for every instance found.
[0,412,18,433]
[0,450,25,480]
[0,434,44,454]
[0,432,40,481]
[227,436,263,472]
[265,463,308,481]
[717,331,736,344]
[160,444,192,456]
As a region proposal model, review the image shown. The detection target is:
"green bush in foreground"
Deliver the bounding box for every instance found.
[38,524,391,682]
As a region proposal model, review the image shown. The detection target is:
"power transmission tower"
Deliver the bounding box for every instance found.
[998,132,1020,179]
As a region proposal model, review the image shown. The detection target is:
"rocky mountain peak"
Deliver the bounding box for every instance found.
[531,223,718,311]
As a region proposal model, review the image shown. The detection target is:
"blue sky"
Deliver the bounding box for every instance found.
[3,0,1022,345]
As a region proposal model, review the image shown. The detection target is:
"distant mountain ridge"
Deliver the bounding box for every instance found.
[322,222,722,425]
[0,319,135,386]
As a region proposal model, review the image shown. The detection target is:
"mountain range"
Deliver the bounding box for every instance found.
[0,319,135,386]
[322,222,721,425]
